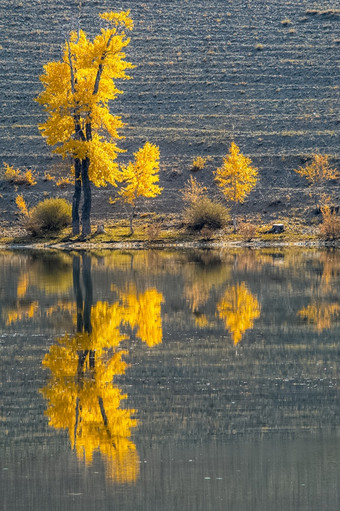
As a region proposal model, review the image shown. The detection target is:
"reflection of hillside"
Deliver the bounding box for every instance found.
[1,252,73,328]
[1,248,339,462]
[6,301,39,326]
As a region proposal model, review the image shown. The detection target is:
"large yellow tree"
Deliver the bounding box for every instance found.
[36,11,134,235]
[214,142,258,230]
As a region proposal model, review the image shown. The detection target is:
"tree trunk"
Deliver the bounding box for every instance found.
[129,205,136,235]
[129,213,134,235]
[232,216,238,232]
[72,158,82,235]
[81,158,91,236]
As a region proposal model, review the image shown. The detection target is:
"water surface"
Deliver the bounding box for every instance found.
[0,249,339,510]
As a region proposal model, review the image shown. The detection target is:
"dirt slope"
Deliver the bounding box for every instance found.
[0,0,339,229]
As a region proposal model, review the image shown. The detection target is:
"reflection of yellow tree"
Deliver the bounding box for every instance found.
[318,251,340,293]
[3,253,73,326]
[118,285,164,347]
[41,338,139,484]
[298,302,340,332]
[41,256,164,484]
[217,283,261,345]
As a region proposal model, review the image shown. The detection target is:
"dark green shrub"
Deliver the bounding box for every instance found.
[184,197,230,231]
[27,198,71,235]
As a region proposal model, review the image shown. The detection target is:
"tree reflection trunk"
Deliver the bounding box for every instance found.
[82,254,92,334]
[73,256,83,333]
[73,254,94,379]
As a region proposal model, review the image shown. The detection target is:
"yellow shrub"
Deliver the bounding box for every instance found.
[55,176,72,187]
[24,170,37,186]
[238,221,257,241]
[320,204,340,239]
[3,162,37,185]
[43,171,54,181]
[15,194,29,217]
[192,156,208,172]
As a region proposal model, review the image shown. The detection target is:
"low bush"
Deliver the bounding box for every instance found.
[27,198,71,235]
[2,162,37,185]
[238,221,258,241]
[184,196,230,231]
[145,221,162,241]
[319,204,340,239]
[191,156,208,172]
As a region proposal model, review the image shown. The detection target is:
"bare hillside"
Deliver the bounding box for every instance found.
[0,0,339,227]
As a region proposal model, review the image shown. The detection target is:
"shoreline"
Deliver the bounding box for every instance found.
[1,237,339,252]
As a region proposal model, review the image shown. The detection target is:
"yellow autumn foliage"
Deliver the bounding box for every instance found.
[36,11,134,187]
[15,194,29,217]
[214,142,258,204]
[39,282,163,482]
[118,142,162,205]
[217,283,261,345]
[6,301,39,326]
[294,154,339,188]
[41,344,139,483]
[119,286,164,347]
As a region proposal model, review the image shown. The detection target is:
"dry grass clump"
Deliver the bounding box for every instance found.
[145,221,162,241]
[305,9,340,17]
[182,175,229,231]
[2,162,37,185]
[184,196,230,231]
[319,204,340,239]
[191,156,209,172]
[237,221,258,241]
[25,198,71,235]
[55,176,72,187]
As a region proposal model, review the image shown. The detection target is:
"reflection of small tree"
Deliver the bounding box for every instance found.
[217,282,261,345]
[111,142,162,235]
[294,154,339,206]
[214,142,258,231]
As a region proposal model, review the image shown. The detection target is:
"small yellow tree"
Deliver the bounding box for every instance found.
[113,142,162,234]
[214,142,258,230]
[294,154,339,206]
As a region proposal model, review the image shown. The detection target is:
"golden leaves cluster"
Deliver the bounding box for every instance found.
[214,142,258,203]
[294,154,339,187]
[217,283,261,345]
[40,285,163,482]
[36,11,134,187]
[118,142,162,206]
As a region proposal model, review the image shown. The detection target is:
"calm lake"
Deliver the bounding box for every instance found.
[0,248,339,511]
